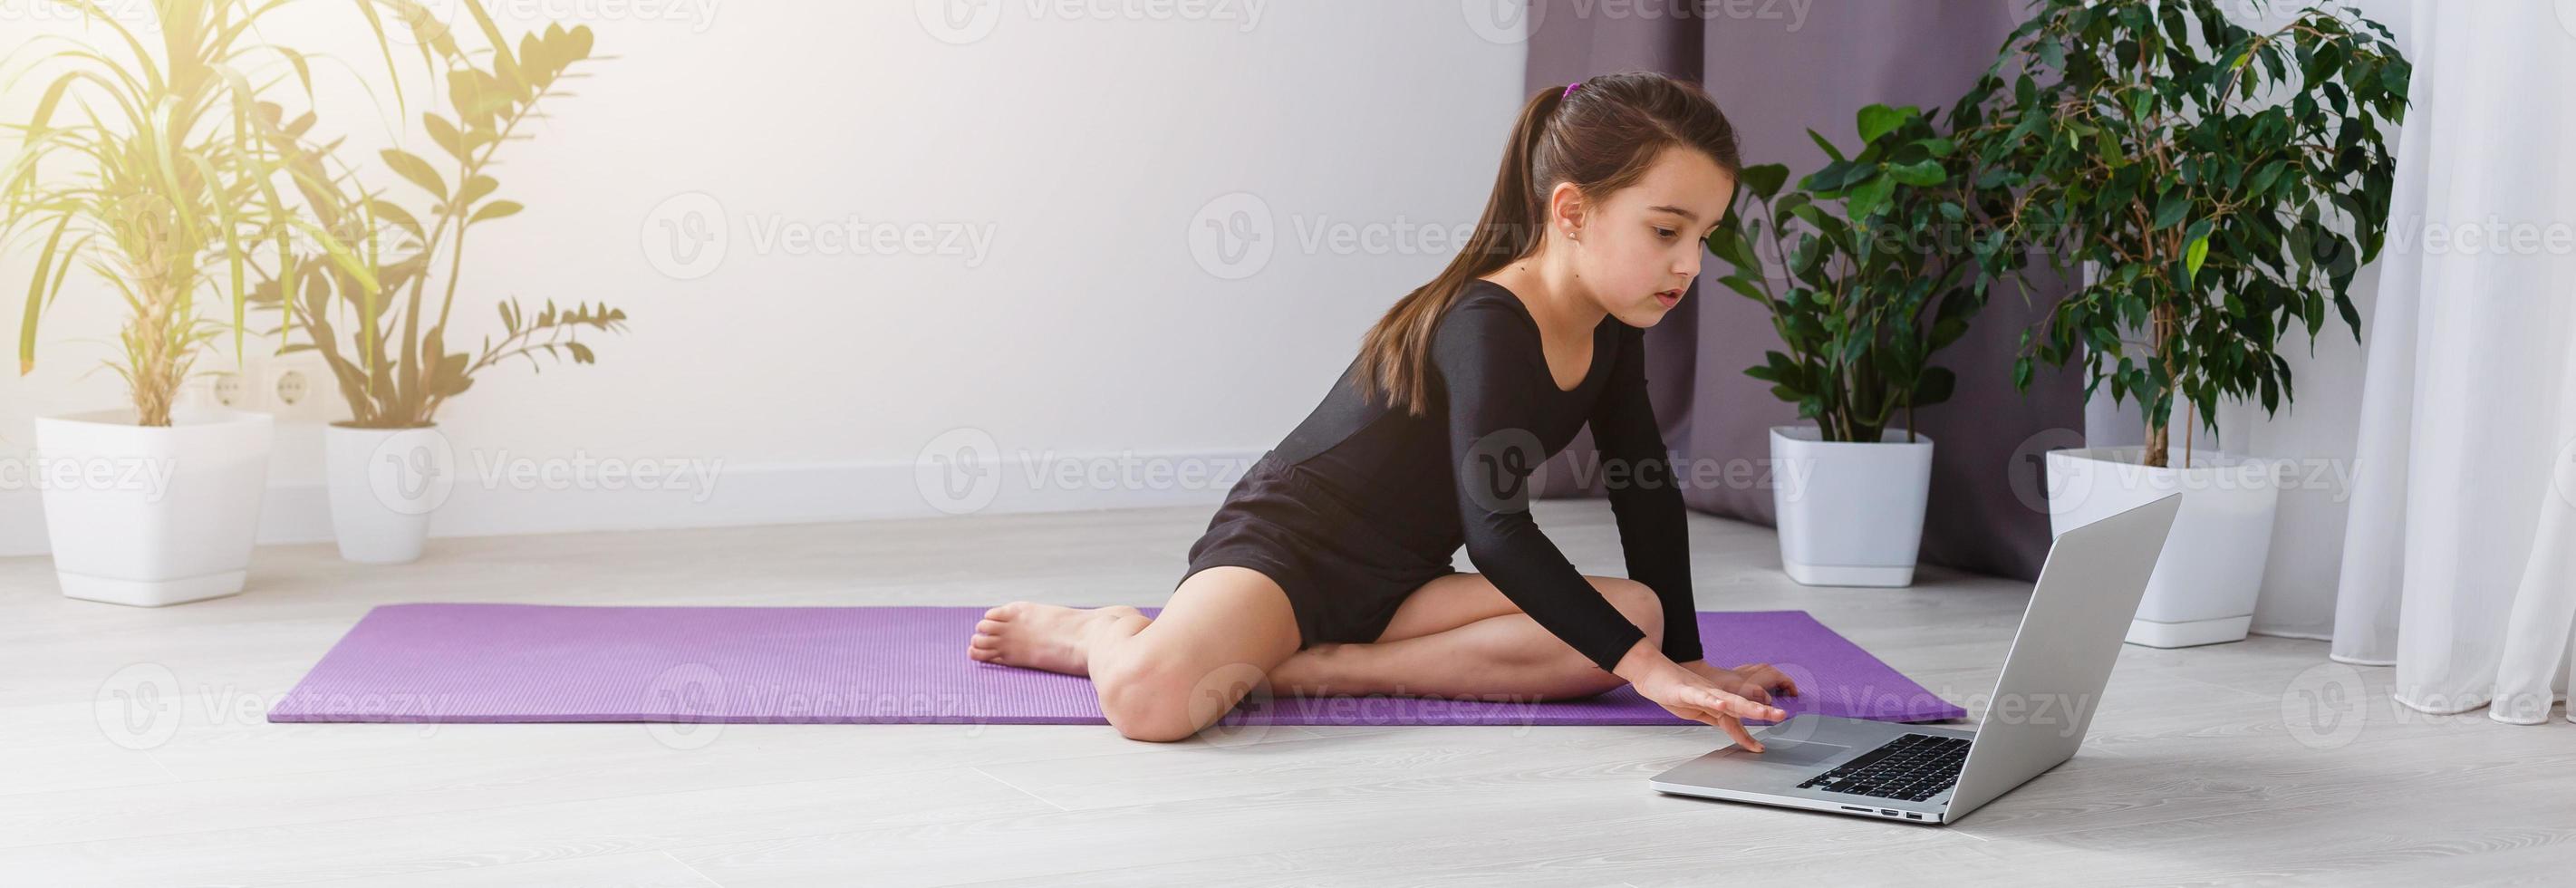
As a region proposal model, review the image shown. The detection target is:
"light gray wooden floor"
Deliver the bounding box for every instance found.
[2,499,2565,886]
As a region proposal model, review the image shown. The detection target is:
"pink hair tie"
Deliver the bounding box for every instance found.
[1563,81,1582,98]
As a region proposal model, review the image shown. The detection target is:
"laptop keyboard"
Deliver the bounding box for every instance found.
[1795,732,1969,802]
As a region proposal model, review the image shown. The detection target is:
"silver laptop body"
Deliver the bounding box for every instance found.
[1649,492,2183,825]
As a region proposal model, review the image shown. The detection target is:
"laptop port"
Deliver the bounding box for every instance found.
[1905,813,1924,820]
[1840,806,1872,813]
[1880,809,1899,816]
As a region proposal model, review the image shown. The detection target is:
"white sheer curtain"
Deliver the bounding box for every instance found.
[2331,0,2576,724]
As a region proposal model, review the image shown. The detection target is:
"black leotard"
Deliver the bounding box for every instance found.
[1262,278,1703,673]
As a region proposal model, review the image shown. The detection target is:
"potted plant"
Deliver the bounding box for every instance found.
[4,0,398,605]
[1957,0,2408,644]
[253,0,629,564]
[1706,104,2019,587]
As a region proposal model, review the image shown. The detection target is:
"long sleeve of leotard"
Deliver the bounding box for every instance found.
[1587,322,1704,665]
[1433,299,1652,674]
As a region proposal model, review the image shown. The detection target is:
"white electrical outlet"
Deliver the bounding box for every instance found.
[176,354,338,421]
[259,352,337,423]
[175,373,222,410]
[270,363,310,407]
[210,371,250,408]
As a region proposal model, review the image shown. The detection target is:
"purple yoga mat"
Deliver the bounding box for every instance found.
[266,604,1966,727]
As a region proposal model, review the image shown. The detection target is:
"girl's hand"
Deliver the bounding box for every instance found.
[1634,663,1788,752]
[1678,659,1801,707]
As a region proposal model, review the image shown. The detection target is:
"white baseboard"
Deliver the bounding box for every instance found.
[0,448,1265,559]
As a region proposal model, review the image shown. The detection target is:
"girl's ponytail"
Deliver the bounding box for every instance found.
[1354,72,1740,417]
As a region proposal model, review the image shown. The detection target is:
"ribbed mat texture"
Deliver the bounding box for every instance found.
[266,604,1967,727]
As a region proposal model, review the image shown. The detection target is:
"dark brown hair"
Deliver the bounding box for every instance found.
[1355,71,1742,416]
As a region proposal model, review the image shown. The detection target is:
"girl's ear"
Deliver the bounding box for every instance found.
[1545,180,1590,240]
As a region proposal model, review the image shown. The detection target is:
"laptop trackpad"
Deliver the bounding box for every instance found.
[1735,738,1850,767]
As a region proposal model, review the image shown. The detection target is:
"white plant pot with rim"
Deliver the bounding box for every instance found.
[324,422,454,565]
[1770,425,1935,587]
[33,407,274,606]
[2045,445,2281,647]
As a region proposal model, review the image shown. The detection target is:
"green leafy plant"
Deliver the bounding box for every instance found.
[1704,104,2021,443]
[2,0,395,426]
[252,0,628,429]
[1954,0,2408,468]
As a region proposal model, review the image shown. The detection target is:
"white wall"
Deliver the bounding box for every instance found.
[2228,0,2415,640]
[0,2,1530,555]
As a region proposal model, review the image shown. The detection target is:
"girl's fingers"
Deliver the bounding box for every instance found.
[1711,688,1788,722]
[1688,687,1785,724]
[1716,712,1761,751]
[1677,699,1760,750]
[1735,663,1800,696]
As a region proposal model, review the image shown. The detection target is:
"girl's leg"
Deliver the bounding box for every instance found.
[1259,572,1665,701]
[969,565,1302,742]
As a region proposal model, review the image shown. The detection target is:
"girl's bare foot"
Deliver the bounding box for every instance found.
[968,602,1144,676]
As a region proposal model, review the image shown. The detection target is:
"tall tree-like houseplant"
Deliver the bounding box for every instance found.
[253,0,629,562]
[1706,104,2020,586]
[3,0,398,604]
[1961,0,2407,466]
[1957,0,2407,644]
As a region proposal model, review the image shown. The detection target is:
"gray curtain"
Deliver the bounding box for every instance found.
[1528,0,2087,582]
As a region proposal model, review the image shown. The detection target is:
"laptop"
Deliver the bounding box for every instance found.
[1649,492,2183,825]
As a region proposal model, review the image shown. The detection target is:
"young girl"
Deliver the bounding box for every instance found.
[970,72,1799,750]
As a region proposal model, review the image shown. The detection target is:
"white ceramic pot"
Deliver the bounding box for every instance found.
[2045,445,2281,647]
[324,422,453,564]
[33,407,274,606]
[1770,425,1935,587]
